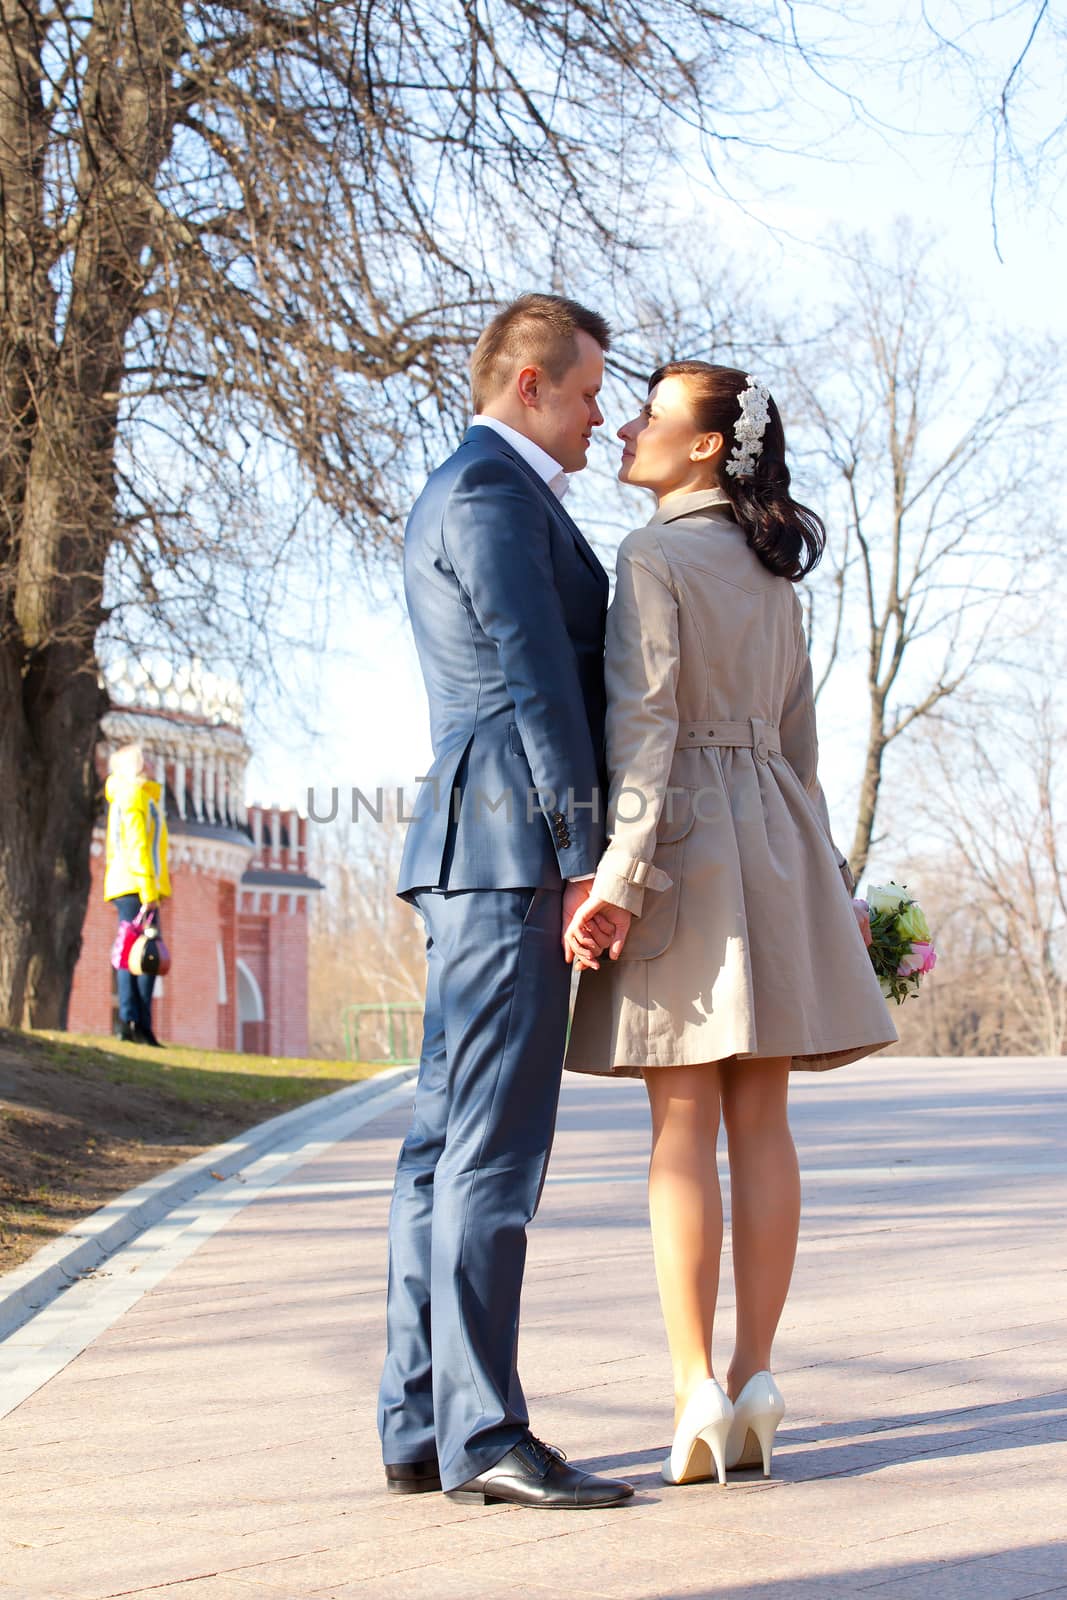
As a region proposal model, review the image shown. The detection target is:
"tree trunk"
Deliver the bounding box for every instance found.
[0,0,180,1026]
[0,631,107,1029]
[849,702,887,884]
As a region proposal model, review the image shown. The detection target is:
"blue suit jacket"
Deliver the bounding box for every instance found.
[398,426,609,898]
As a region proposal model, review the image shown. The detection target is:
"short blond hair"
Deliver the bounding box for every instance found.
[470,293,611,412]
[109,742,145,778]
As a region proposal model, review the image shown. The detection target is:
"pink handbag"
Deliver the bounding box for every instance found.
[110,907,147,971]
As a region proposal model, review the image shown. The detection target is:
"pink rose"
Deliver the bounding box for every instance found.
[898,942,936,978]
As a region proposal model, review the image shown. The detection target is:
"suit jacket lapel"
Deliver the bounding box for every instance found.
[462,426,608,591]
[549,491,607,590]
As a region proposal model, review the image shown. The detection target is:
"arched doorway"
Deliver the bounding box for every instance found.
[236,959,266,1055]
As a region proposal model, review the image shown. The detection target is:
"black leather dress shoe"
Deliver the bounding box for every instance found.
[446,1435,634,1509]
[385,1457,442,1495]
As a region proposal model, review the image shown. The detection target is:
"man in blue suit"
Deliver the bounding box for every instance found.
[378,295,633,1509]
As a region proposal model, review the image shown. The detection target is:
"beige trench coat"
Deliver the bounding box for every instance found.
[566,489,897,1076]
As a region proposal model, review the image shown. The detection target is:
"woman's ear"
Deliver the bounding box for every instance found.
[690,430,724,463]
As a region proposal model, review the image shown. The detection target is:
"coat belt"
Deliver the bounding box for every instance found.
[676,718,781,762]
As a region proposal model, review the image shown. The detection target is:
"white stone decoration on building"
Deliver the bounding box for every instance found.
[167,835,254,884]
[105,654,245,727]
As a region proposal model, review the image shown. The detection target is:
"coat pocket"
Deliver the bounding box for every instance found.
[618,789,697,962]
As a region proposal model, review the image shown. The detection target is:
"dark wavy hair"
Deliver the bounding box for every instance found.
[648,361,825,581]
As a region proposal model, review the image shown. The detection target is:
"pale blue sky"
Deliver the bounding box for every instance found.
[244,9,1064,879]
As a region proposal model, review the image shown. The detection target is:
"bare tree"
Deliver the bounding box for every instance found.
[0,0,824,1029]
[914,679,1067,1057]
[917,1,1067,255]
[786,225,1062,880]
[307,803,426,1060]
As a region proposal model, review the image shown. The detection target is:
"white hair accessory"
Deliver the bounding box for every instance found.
[724,375,771,479]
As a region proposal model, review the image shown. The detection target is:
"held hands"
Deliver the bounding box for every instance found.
[561,881,632,972]
[561,881,606,962]
[852,897,872,948]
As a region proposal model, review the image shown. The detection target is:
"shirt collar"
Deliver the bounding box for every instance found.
[648,487,734,526]
[470,415,569,500]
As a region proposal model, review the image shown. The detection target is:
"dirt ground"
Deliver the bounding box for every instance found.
[0,1028,381,1274]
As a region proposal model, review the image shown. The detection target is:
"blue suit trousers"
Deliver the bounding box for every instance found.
[377,886,571,1490]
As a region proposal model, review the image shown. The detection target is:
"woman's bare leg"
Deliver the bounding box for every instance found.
[719,1057,798,1398]
[643,1062,724,1425]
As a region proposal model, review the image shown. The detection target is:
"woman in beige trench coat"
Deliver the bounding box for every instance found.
[565,361,896,1488]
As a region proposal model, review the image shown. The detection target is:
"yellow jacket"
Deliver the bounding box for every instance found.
[104,774,171,903]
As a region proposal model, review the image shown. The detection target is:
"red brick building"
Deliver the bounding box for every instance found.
[68,687,322,1056]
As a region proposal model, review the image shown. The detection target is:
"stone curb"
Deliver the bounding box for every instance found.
[0,1065,414,1342]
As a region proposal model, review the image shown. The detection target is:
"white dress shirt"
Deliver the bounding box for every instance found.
[470,414,569,500]
[469,416,590,885]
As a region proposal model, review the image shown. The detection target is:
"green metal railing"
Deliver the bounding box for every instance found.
[342,1002,422,1064]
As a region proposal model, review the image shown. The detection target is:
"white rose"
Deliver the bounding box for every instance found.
[867,881,908,915]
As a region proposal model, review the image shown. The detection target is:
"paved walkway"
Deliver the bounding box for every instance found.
[1,1058,1065,1600]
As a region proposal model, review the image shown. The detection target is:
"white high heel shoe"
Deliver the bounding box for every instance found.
[724,1371,785,1477]
[661,1379,734,1486]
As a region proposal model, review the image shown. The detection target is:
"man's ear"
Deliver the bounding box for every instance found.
[516,365,540,408]
[690,430,724,463]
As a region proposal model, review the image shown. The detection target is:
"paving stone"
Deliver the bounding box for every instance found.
[867,1552,1067,1590]
[1,1059,1064,1600]
[84,1581,297,1600]
[859,1551,1067,1600]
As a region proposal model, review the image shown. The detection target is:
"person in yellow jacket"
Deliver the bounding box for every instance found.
[105,743,171,1046]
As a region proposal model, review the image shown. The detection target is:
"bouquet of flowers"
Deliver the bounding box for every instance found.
[855,881,937,1005]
